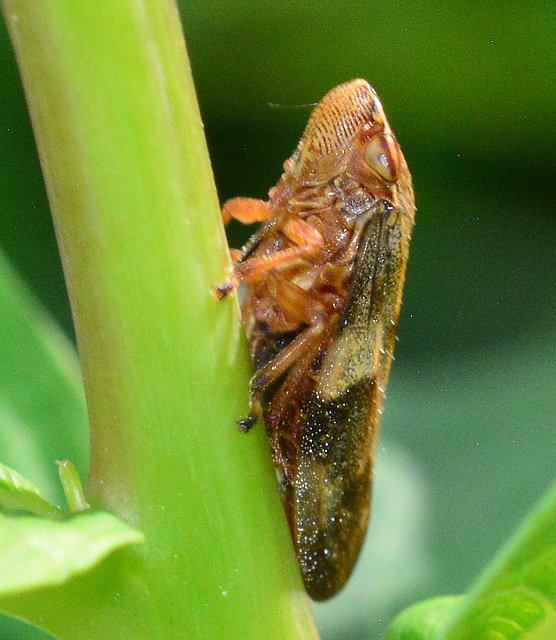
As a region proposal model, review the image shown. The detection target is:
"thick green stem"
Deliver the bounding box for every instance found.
[1,1,318,638]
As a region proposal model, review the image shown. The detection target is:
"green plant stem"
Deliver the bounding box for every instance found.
[1,1,318,638]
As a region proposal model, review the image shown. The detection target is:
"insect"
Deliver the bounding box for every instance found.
[214,79,415,600]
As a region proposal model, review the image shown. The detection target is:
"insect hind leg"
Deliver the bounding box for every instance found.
[251,318,326,394]
[237,412,259,433]
[236,317,328,434]
[236,385,264,433]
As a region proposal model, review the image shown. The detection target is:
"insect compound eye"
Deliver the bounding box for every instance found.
[363,132,402,183]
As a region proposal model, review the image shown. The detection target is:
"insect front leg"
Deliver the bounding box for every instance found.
[221,197,273,226]
[215,198,274,283]
[236,218,324,281]
[213,217,324,300]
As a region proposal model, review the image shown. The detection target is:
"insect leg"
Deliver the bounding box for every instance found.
[251,316,326,395]
[238,277,328,432]
[213,218,324,299]
[266,273,327,325]
[239,317,326,434]
[237,218,323,280]
[221,197,273,226]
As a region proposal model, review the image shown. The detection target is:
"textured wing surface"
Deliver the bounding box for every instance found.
[292,204,410,600]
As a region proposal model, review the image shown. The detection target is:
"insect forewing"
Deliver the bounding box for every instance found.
[293,202,412,600]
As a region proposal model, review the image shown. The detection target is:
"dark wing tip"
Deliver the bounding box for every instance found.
[293,382,375,600]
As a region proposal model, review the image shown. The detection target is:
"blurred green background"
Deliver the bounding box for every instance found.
[0,1,554,639]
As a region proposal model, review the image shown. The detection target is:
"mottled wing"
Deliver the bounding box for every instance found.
[292,202,412,600]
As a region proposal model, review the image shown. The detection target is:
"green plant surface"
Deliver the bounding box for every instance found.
[0,510,144,596]
[385,596,462,640]
[385,482,556,640]
[0,1,318,639]
[440,481,556,640]
[56,460,90,514]
[0,462,63,518]
[0,250,88,507]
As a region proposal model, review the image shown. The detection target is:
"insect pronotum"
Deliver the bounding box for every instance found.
[214,79,415,600]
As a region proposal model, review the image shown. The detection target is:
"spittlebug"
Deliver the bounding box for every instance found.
[214,79,415,600]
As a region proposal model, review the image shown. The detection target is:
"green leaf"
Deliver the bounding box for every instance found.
[0,510,143,596]
[387,482,556,640]
[0,462,64,518]
[0,249,88,507]
[440,481,556,640]
[385,596,462,640]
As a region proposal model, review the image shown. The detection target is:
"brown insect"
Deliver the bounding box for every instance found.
[214,79,415,600]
